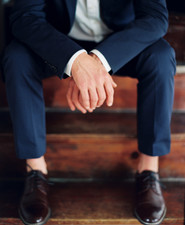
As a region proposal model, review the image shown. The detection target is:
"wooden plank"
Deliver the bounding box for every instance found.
[1,72,185,110]
[0,181,184,224]
[0,133,185,178]
[0,219,183,225]
[173,74,185,110]
[43,135,185,178]
[1,76,137,109]
[42,76,138,109]
[43,74,185,110]
[1,111,185,135]
[45,134,185,178]
[43,73,185,111]
[0,111,185,178]
[165,14,185,63]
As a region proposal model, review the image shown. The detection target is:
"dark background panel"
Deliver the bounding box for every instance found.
[166,0,185,14]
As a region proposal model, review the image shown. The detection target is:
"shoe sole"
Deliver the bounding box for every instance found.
[18,208,51,225]
[134,207,167,225]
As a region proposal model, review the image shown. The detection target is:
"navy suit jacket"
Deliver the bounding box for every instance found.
[10,0,168,79]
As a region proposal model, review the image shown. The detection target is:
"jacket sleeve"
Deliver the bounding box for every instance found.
[10,0,83,79]
[95,0,169,74]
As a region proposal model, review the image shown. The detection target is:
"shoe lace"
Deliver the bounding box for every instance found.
[26,164,53,194]
[142,173,166,191]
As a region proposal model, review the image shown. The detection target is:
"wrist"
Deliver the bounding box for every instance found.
[71,52,87,75]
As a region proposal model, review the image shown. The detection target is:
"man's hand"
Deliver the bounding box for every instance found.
[67,78,88,114]
[70,52,117,112]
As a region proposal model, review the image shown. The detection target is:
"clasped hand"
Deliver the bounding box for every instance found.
[66,52,117,113]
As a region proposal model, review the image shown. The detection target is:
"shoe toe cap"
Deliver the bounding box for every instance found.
[135,204,166,224]
[20,203,50,224]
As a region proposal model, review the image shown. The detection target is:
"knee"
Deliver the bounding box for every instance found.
[2,40,35,83]
[147,39,176,79]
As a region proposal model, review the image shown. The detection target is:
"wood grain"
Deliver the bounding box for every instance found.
[0,111,185,178]
[43,74,185,110]
[0,181,184,224]
[0,133,185,179]
[1,73,185,110]
[42,76,138,109]
[1,110,185,135]
[165,14,185,63]
[43,73,185,110]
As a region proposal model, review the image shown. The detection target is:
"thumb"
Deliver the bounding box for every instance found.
[111,77,117,88]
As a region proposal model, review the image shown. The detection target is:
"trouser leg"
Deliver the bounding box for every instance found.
[116,39,176,156]
[2,40,49,159]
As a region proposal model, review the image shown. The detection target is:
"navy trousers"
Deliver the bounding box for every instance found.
[2,38,176,159]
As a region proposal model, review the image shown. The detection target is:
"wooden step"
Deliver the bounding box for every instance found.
[1,111,185,179]
[0,180,184,224]
[1,72,185,110]
[43,72,185,111]
[1,110,185,135]
[165,14,185,64]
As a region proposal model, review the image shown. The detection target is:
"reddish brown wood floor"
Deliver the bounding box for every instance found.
[1,111,185,179]
[0,180,184,225]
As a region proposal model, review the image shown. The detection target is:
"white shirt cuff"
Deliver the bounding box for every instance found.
[90,49,111,72]
[64,49,87,76]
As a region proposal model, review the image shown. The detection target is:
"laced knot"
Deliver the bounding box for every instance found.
[142,172,165,190]
[26,164,52,194]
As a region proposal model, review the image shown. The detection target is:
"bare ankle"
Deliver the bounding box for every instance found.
[137,153,159,174]
[26,156,48,175]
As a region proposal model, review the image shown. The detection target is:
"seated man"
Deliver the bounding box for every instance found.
[2,0,176,225]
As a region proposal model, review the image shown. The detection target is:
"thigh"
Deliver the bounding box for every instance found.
[115,38,176,80]
[2,39,55,81]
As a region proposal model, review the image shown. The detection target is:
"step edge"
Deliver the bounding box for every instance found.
[0,133,185,140]
[176,65,185,74]
[0,218,183,222]
[1,177,185,183]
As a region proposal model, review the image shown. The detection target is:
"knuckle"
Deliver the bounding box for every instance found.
[83,97,89,102]
[83,101,90,107]
[107,88,114,95]
[91,96,98,103]
[99,96,106,102]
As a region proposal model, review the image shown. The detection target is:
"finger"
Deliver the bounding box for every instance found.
[72,85,87,114]
[88,87,99,110]
[80,88,91,110]
[66,79,76,111]
[96,86,106,108]
[110,77,117,88]
[79,94,93,113]
[112,80,117,88]
[104,81,114,107]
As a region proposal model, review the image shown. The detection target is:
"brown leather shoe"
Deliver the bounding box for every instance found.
[19,170,51,225]
[134,170,166,225]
